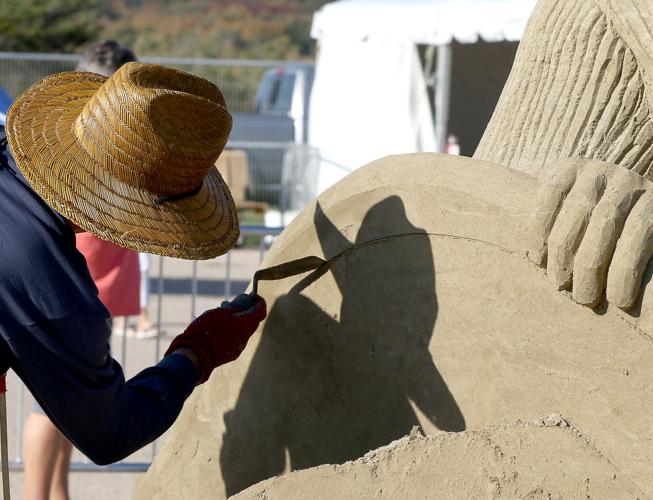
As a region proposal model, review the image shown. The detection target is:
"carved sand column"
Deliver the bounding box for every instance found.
[476,0,653,179]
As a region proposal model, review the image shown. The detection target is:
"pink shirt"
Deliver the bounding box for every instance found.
[76,233,140,316]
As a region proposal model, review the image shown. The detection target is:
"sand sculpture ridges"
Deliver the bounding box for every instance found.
[476,0,653,179]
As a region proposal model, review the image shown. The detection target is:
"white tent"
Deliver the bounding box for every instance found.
[311,0,537,45]
[308,0,538,194]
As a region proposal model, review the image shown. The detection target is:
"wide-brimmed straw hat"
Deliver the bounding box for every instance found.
[6,61,239,260]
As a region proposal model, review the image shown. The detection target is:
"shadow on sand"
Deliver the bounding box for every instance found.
[220,196,465,495]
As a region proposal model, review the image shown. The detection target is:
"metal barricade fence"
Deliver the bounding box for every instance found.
[0,52,317,210]
[7,225,284,472]
[0,52,289,113]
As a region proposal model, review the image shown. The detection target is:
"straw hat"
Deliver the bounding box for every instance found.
[6,61,239,260]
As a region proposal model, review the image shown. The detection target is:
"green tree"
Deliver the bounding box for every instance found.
[101,0,328,60]
[0,0,103,52]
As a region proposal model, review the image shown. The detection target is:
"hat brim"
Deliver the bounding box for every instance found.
[6,71,239,260]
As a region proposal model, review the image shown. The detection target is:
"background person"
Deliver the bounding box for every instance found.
[23,40,143,500]
[136,252,159,338]
[77,40,145,339]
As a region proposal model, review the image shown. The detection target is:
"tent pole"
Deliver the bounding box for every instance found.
[434,43,453,153]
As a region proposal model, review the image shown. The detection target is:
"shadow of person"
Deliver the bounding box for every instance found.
[220,196,465,496]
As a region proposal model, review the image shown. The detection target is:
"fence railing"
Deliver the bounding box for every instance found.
[0,52,310,112]
[0,52,318,211]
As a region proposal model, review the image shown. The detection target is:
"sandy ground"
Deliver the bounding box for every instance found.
[233,417,645,499]
[2,247,263,500]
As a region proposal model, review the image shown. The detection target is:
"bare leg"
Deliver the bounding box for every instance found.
[137,308,154,332]
[23,413,67,500]
[138,253,153,333]
[49,437,72,500]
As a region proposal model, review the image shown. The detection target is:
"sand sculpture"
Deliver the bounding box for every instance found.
[136,0,653,497]
[233,418,645,499]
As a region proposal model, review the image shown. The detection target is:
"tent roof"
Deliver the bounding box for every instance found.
[311,0,538,45]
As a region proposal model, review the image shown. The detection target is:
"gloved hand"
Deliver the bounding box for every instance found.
[165,293,266,384]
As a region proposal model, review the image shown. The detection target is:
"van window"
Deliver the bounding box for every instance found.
[255,70,296,115]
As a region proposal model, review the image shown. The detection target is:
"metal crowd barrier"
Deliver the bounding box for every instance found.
[8,225,284,472]
[0,53,318,212]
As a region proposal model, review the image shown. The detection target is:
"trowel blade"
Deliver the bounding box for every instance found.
[252,256,327,296]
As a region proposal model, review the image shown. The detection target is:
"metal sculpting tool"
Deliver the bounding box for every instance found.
[252,256,327,296]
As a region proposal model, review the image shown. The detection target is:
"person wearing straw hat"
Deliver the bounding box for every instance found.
[72,42,160,340]
[0,59,266,479]
[73,41,145,340]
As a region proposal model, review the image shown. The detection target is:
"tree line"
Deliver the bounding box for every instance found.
[0,0,328,59]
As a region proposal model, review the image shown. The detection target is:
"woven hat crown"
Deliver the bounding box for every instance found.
[6,62,239,259]
[73,61,232,198]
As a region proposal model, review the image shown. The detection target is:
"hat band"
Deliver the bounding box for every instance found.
[153,183,203,205]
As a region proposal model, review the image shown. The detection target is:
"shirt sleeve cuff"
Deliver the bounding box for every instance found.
[155,353,198,399]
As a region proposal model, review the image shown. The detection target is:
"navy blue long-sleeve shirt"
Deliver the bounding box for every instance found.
[0,126,197,465]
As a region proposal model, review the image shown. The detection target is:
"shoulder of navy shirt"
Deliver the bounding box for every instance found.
[0,125,198,465]
[0,124,107,325]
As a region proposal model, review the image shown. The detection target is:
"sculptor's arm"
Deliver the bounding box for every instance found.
[3,313,197,465]
[4,295,264,465]
[526,158,653,310]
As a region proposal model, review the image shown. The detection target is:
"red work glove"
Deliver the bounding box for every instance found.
[165,293,266,384]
